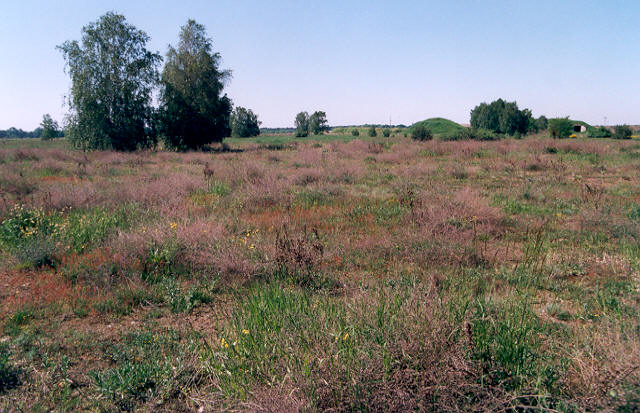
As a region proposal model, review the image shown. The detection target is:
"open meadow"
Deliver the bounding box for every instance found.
[1,134,640,411]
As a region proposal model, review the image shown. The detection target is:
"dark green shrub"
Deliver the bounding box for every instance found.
[351,128,359,137]
[382,128,391,137]
[410,124,432,141]
[441,128,498,141]
[548,118,573,139]
[613,125,632,140]
[368,126,377,137]
[535,116,548,132]
[587,126,612,138]
[474,128,500,141]
[0,345,20,392]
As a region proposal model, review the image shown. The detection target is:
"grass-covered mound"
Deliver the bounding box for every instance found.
[409,117,464,136]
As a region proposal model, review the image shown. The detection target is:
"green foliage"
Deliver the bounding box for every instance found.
[613,125,632,140]
[470,99,533,136]
[0,205,59,267]
[471,298,548,390]
[368,125,377,137]
[442,128,499,141]
[230,106,261,137]
[162,278,214,313]
[91,329,195,410]
[534,115,548,132]
[3,309,33,336]
[58,12,161,151]
[295,111,309,137]
[351,128,359,136]
[382,128,391,137]
[63,207,133,253]
[410,124,432,141]
[141,238,183,283]
[40,114,60,140]
[587,126,612,138]
[549,118,573,139]
[158,20,232,150]
[0,344,20,393]
[309,111,329,135]
[0,205,133,268]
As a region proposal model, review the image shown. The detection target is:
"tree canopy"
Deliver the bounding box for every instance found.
[295,112,310,137]
[158,20,232,150]
[470,99,533,136]
[231,107,261,137]
[40,114,60,140]
[58,12,161,151]
[309,111,329,135]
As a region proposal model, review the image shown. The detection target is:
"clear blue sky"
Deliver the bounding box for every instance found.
[1,0,639,130]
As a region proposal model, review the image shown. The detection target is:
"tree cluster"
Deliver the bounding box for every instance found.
[295,111,329,137]
[231,107,261,137]
[58,13,257,151]
[470,98,546,136]
[0,127,43,139]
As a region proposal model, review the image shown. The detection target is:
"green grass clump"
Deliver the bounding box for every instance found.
[208,280,485,410]
[91,329,198,411]
[3,309,34,337]
[0,204,136,267]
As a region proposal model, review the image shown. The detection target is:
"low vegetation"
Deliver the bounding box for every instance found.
[1,132,640,411]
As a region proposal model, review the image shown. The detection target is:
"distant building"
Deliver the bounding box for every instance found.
[573,124,587,133]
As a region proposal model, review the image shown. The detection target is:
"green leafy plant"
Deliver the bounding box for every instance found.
[587,126,612,138]
[410,124,432,141]
[549,118,573,139]
[613,125,632,140]
[0,344,20,393]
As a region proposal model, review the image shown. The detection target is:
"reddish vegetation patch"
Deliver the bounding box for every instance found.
[0,269,76,317]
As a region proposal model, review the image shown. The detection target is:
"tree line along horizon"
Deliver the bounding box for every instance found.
[2,12,635,148]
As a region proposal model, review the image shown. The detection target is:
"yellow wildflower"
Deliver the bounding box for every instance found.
[170,222,178,230]
[242,329,249,335]
[220,338,229,348]
[342,332,349,341]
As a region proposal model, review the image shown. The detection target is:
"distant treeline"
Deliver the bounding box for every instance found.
[334,124,407,130]
[0,127,64,139]
[260,127,296,134]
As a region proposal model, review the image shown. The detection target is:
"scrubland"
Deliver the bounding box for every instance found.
[1,134,640,412]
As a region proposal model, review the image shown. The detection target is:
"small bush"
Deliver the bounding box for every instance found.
[613,125,632,140]
[411,124,432,141]
[382,128,391,137]
[441,128,498,141]
[274,226,324,288]
[0,345,20,393]
[368,126,377,137]
[351,128,359,137]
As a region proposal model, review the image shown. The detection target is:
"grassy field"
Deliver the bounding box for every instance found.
[1,134,640,411]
